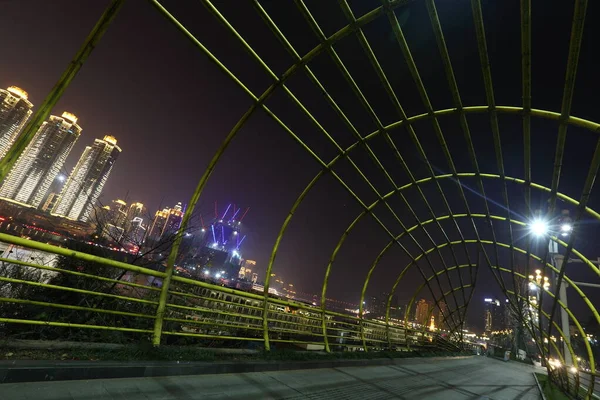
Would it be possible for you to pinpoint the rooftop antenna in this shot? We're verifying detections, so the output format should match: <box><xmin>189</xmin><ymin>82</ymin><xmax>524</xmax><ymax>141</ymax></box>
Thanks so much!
<box><xmin>239</xmin><ymin>207</ymin><xmax>250</xmax><ymax>222</ymax></box>
<box><xmin>221</xmin><ymin>203</ymin><xmax>232</xmax><ymax>220</ymax></box>
<box><xmin>230</xmin><ymin>206</ymin><xmax>241</xmax><ymax>221</ymax></box>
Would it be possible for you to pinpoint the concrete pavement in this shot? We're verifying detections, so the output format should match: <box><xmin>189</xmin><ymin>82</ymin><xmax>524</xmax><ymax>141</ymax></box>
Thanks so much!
<box><xmin>1</xmin><ymin>356</ymin><xmax>541</xmax><ymax>399</ymax></box>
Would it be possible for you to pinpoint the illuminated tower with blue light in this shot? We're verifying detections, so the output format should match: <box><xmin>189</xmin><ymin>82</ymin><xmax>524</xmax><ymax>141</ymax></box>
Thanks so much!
<box><xmin>198</xmin><ymin>202</ymin><xmax>250</xmax><ymax>279</ymax></box>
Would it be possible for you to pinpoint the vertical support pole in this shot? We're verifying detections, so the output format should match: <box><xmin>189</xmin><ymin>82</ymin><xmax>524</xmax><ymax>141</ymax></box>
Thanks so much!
<box><xmin>0</xmin><ymin>0</ymin><xmax>126</xmax><ymax>181</ymax></box>
<box><xmin>321</xmin><ymin>309</ymin><xmax>330</xmax><ymax>353</ymax></box>
<box><xmin>360</xmin><ymin>310</ymin><xmax>367</xmax><ymax>352</ymax></box>
<box><xmin>559</xmin><ymin>281</ymin><xmax>572</xmax><ymax>366</ymax></box>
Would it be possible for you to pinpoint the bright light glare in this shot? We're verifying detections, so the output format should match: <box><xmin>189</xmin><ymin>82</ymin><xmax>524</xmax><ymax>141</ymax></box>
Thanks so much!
<box><xmin>548</xmin><ymin>358</ymin><xmax>562</xmax><ymax>369</ymax></box>
<box><xmin>561</xmin><ymin>223</ymin><xmax>573</xmax><ymax>236</ymax></box>
<box><xmin>570</xmin><ymin>366</ymin><xmax>578</xmax><ymax>374</ymax></box>
<box><xmin>57</xmin><ymin>175</ymin><xmax>66</xmax><ymax>182</ymax></box>
<box><xmin>215</xmin><ymin>273</ymin><xmax>222</xmax><ymax>278</ymax></box>
<box><xmin>530</xmin><ymin>219</ymin><xmax>548</xmax><ymax>237</ymax></box>
<box><xmin>528</xmin><ymin>282</ymin><xmax>537</xmax><ymax>291</ymax></box>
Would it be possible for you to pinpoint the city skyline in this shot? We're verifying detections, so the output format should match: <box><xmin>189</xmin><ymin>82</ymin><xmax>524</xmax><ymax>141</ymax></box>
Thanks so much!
<box><xmin>2</xmin><ymin>0</ymin><xmax>600</xmax><ymax>333</ymax></box>
<box><xmin>0</xmin><ymin>111</ymin><xmax>82</xmax><ymax>208</ymax></box>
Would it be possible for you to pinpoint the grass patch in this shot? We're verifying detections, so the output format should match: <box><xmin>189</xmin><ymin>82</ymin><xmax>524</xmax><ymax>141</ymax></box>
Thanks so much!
<box><xmin>535</xmin><ymin>373</ymin><xmax>570</xmax><ymax>400</ymax></box>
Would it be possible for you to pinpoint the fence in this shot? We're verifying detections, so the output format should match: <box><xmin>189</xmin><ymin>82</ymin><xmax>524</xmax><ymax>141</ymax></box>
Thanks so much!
<box><xmin>0</xmin><ymin>232</ymin><xmax>457</xmax><ymax>353</ymax></box>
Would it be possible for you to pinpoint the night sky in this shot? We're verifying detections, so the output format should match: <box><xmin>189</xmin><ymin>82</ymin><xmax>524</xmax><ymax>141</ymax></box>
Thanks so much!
<box><xmin>2</xmin><ymin>0</ymin><xmax>600</xmax><ymax>331</ymax></box>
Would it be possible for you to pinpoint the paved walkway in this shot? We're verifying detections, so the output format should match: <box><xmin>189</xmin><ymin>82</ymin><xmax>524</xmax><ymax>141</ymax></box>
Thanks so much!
<box><xmin>1</xmin><ymin>356</ymin><xmax>541</xmax><ymax>399</ymax></box>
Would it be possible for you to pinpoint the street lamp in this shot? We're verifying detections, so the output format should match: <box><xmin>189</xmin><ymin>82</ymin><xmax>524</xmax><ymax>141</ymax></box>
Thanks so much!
<box><xmin>560</xmin><ymin>223</ymin><xmax>573</xmax><ymax>237</ymax></box>
<box><xmin>530</xmin><ymin>219</ymin><xmax>549</xmax><ymax>237</ymax></box>
<box><xmin>527</xmin><ymin>209</ymin><xmax>573</xmax><ymax>367</ymax></box>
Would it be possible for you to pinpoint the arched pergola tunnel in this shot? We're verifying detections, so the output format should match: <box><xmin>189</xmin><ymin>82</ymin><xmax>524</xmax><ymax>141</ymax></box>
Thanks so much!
<box><xmin>1</xmin><ymin>0</ymin><xmax>599</xmax><ymax>397</ymax></box>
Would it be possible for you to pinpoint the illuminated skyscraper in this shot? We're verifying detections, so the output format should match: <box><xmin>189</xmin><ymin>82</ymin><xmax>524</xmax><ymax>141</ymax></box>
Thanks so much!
<box><xmin>147</xmin><ymin>207</ymin><xmax>169</xmax><ymax>243</ymax></box>
<box><xmin>483</xmin><ymin>298</ymin><xmax>505</xmax><ymax>333</ymax></box>
<box><xmin>0</xmin><ymin>112</ymin><xmax>81</xmax><ymax>207</ymax></box>
<box><xmin>146</xmin><ymin>202</ymin><xmax>183</xmax><ymax>243</ymax></box>
<box><xmin>124</xmin><ymin>202</ymin><xmax>145</xmax><ymax>234</ymax></box>
<box><xmin>126</xmin><ymin>202</ymin><xmax>145</xmax><ymax>222</ymax></box>
<box><xmin>52</xmin><ymin>135</ymin><xmax>121</xmax><ymax>221</ymax></box>
<box><xmin>414</xmin><ymin>299</ymin><xmax>431</xmax><ymax>326</ymax></box>
<box><xmin>0</xmin><ymin>86</ymin><xmax>33</xmax><ymax>159</ymax></box>
<box><xmin>164</xmin><ymin>202</ymin><xmax>183</xmax><ymax>235</ymax></box>
<box><xmin>109</xmin><ymin>199</ymin><xmax>128</xmax><ymax>227</ymax></box>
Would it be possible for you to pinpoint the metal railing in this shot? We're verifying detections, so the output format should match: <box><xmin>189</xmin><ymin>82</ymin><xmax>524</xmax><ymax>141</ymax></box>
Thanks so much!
<box><xmin>0</xmin><ymin>232</ymin><xmax>454</xmax><ymax>352</ymax></box>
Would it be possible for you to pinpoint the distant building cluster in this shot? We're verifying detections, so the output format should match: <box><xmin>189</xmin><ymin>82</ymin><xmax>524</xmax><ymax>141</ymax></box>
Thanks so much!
<box><xmin>0</xmin><ymin>86</ymin><xmax>267</xmax><ymax>293</ymax></box>
<box><xmin>0</xmin><ymin>86</ymin><xmax>121</xmax><ymax>222</ymax></box>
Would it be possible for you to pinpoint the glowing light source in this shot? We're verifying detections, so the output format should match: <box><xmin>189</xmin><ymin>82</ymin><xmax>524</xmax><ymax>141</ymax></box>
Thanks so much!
<box><xmin>103</xmin><ymin>135</ymin><xmax>117</xmax><ymax>145</ymax></box>
<box><xmin>61</xmin><ymin>111</ymin><xmax>78</xmax><ymax>123</ymax></box>
<box><xmin>7</xmin><ymin>86</ymin><xmax>29</xmax><ymax>99</ymax></box>
<box><xmin>215</xmin><ymin>273</ymin><xmax>221</xmax><ymax>278</ymax></box>
<box><xmin>530</xmin><ymin>219</ymin><xmax>548</xmax><ymax>237</ymax></box>
<box><xmin>570</xmin><ymin>366</ymin><xmax>578</xmax><ymax>374</ymax></box>
<box><xmin>57</xmin><ymin>174</ymin><xmax>66</xmax><ymax>182</ymax></box>
<box><xmin>560</xmin><ymin>223</ymin><xmax>573</xmax><ymax>237</ymax></box>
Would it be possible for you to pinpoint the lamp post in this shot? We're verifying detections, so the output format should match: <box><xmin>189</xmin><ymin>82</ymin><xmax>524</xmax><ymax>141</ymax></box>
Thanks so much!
<box><xmin>526</xmin><ymin>270</ymin><xmax>550</xmax><ymax>335</ymax></box>
<box><xmin>528</xmin><ymin>210</ymin><xmax>572</xmax><ymax>367</ymax></box>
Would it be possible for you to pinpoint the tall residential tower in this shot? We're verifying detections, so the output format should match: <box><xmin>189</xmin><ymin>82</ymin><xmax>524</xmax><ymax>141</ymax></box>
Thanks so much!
<box><xmin>0</xmin><ymin>112</ymin><xmax>81</xmax><ymax>207</ymax></box>
<box><xmin>52</xmin><ymin>135</ymin><xmax>121</xmax><ymax>221</ymax></box>
<box><xmin>0</xmin><ymin>86</ymin><xmax>34</xmax><ymax>159</ymax></box>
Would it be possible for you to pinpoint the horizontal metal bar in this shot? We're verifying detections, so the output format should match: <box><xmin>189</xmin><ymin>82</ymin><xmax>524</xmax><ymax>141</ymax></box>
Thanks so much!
<box><xmin>0</xmin><ymin>275</ymin><xmax>159</xmax><ymax>305</ymax></box>
<box><xmin>571</xmin><ymin>281</ymin><xmax>600</xmax><ymax>289</ymax></box>
<box><xmin>0</xmin><ymin>233</ymin><xmax>165</xmax><ymax>278</ymax></box>
<box><xmin>0</xmin><ymin>317</ymin><xmax>153</xmax><ymax>333</ymax></box>
<box><xmin>0</xmin><ymin>297</ymin><xmax>156</xmax><ymax>319</ymax></box>
<box><xmin>0</xmin><ymin>257</ymin><xmax>161</xmax><ymax>293</ymax></box>
<box><xmin>161</xmin><ymin>330</ymin><xmax>264</xmax><ymax>341</ymax></box>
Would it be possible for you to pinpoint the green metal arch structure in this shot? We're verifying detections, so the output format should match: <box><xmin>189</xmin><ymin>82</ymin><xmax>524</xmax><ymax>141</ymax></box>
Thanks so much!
<box><xmin>1</xmin><ymin>0</ymin><xmax>599</xmax><ymax>397</ymax></box>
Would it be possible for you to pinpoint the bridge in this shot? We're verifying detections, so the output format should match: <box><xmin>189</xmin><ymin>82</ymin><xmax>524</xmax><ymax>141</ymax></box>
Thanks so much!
<box><xmin>0</xmin><ymin>0</ymin><xmax>599</xmax><ymax>398</ymax></box>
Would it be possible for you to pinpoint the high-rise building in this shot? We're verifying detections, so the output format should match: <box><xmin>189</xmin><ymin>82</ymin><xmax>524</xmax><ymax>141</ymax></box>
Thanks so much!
<box><xmin>108</xmin><ymin>199</ymin><xmax>128</xmax><ymax>227</ymax></box>
<box><xmin>239</xmin><ymin>259</ymin><xmax>256</xmax><ymax>279</ymax></box>
<box><xmin>146</xmin><ymin>202</ymin><xmax>183</xmax><ymax>243</ymax></box>
<box><xmin>0</xmin><ymin>86</ymin><xmax>33</xmax><ymax>159</ymax></box>
<box><xmin>147</xmin><ymin>207</ymin><xmax>169</xmax><ymax>243</ymax></box>
<box><xmin>0</xmin><ymin>112</ymin><xmax>81</xmax><ymax>207</ymax></box>
<box><xmin>125</xmin><ymin>202</ymin><xmax>145</xmax><ymax>225</ymax></box>
<box><xmin>128</xmin><ymin>217</ymin><xmax>146</xmax><ymax>244</ymax></box>
<box><xmin>123</xmin><ymin>202</ymin><xmax>145</xmax><ymax>238</ymax></box>
<box><xmin>164</xmin><ymin>202</ymin><xmax>183</xmax><ymax>236</ymax></box>
<box><xmin>41</xmin><ymin>192</ymin><xmax>59</xmax><ymax>212</ymax></box>
<box><xmin>484</xmin><ymin>298</ymin><xmax>506</xmax><ymax>333</ymax></box>
<box><xmin>52</xmin><ymin>135</ymin><xmax>121</xmax><ymax>221</ymax></box>
<box><xmin>414</xmin><ymin>299</ymin><xmax>431</xmax><ymax>326</ymax></box>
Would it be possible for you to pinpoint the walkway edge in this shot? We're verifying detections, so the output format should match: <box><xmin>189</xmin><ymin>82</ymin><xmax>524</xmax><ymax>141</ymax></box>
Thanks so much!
<box><xmin>532</xmin><ymin>372</ymin><xmax>547</xmax><ymax>400</ymax></box>
<box><xmin>0</xmin><ymin>356</ymin><xmax>473</xmax><ymax>384</ymax></box>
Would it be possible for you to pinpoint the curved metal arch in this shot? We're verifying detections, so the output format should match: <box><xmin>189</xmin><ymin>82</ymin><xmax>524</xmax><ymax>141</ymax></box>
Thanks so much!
<box><xmin>317</xmin><ymin>178</ymin><xmax>600</xmax><ymax>351</ymax></box>
<box><xmin>397</xmin><ymin>263</ymin><xmax>578</xmax><ymax>378</ymax></box>
<box><xmin>311</xmin><ymin>170</ymin><xmax>600</xmax><ymax>351</ymax></box>
<box><xmin>391</xmin><ymin>239</ymin><xmax>595</xmax><ymax>396</ymax></box>
<box><xmin>386</xmin><ymin>238</ymin><xmax>599</xmax><ymax>364</ymax></box>
<box><xmin>148</xmin><ymin>0</ymin><xmax>600</xmax><ymax>374</ymax></box>
<box><xmin>405</xmin><ymin>263</ymin><xmax>577</xmax><ymax>363</ymax></box>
